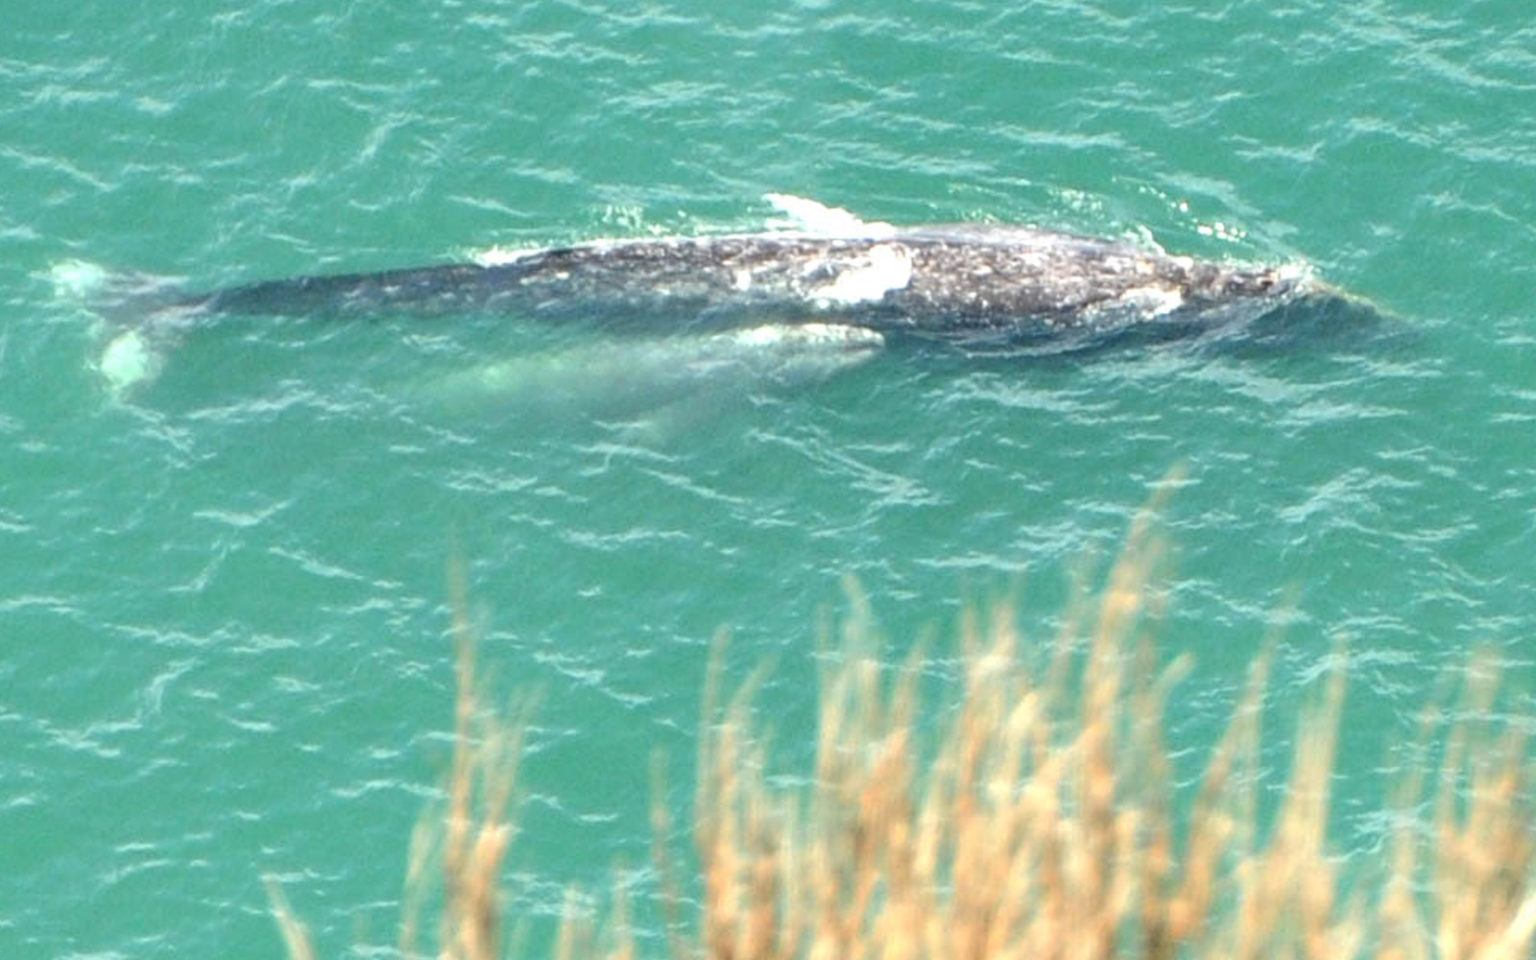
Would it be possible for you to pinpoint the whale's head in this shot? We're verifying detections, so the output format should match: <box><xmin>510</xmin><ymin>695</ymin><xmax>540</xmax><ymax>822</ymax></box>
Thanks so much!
<box><xmin>1186</xmin><ymin>260</ymin><xmax>1314</xmax><ymax>304</ymax></box>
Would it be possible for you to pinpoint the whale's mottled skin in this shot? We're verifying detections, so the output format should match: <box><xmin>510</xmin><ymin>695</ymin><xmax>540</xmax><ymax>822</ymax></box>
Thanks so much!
<box><xmin>183</xmin><ymin>225</ymin><xmax>1315</xmax><ymax>345</ymax></box>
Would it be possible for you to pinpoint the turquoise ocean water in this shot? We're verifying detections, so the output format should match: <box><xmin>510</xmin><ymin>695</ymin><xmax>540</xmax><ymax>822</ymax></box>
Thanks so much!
<box><xmin>4</xmin><ymin>1</ymin><xmax>1535</xmax><ymax>955</ymax></box>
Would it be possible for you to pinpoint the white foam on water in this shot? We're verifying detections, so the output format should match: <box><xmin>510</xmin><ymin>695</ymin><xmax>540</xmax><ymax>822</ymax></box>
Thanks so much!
<box><xmin>96</xmin><ymin>328</ymin><xmax>165</xmax><ymax>396</ymax></box>
<box><xmin>50</xmin><ymin>259</ymin><xmax>112</xmax><ymax>301</ymax></box>
<box><xmin>763</xmin><ymin>194</ymin><xmax>896</xmax><ymax>238</ymax></box>
<box><xmin>48</xmin><ymin>260</ymin><xmax>163</xmax><ymax>397</ymax></box>
<box><xmin>1275</xmin><ymin>260</ymin><xmax>1317</xmax><ymax>289</ymax></box>
<box><xmin>469</xmin><ymin>195</ymin><xmax>896</xmax><ymax>269</ymax></box>
<box><xmin>471</xmin><ymin>245</ymin><xmax>546</xmax><ymax>267</ymax></box>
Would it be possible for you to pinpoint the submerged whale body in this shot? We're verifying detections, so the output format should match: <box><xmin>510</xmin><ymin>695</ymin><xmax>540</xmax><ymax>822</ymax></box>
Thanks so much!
<box><xmin>189</xmin><ymin>222</ymin><xmax>1318</xmax><ymax>348</ymax></box>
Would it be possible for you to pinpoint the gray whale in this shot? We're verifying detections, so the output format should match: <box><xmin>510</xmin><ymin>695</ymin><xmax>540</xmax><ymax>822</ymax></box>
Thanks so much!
<box><xmin>187</xmin><ymin>224</ymin><xmax>1317</xmax><ymax>348</ymax></box>
<box><xmin>77</xmin><ymin>197</ymin><xmax>1351</xmax><ymax>394</ymax></box>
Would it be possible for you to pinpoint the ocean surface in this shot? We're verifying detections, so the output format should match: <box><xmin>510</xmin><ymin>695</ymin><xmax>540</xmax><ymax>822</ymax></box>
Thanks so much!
<box><xmin>4</xmin><ymin>1</ymin><xmax>1535</xmax><ymax>956</ymax></box>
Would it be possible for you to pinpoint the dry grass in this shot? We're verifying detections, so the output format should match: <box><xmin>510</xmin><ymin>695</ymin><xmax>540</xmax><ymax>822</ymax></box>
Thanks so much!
<box><xmin>268</xmin><ymin>562</ymin><xmax>538</xmax><ymax>960</ymax></box>
<box><xmin>271</xmin><ymin>514</ymin><xmax>1536</xmax><ymax>960</ymax></box>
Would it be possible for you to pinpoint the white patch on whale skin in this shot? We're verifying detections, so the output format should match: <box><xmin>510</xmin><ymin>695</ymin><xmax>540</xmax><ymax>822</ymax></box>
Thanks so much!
<box><xmin>1116</xmin><ymin>284</ymin><xmax>1186</xmax><ymax>317</ymax></box>
<box><xmin>808</xmin><ymin>244</ymin><xmax>913</xmax><ymax>306</ymax></box>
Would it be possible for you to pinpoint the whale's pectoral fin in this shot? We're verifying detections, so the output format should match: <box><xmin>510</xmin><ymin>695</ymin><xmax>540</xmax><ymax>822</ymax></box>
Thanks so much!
<box><xmin>720</xmin><ymin>322</ymin><xmax>887</xmax><ymax>384</ymax></box>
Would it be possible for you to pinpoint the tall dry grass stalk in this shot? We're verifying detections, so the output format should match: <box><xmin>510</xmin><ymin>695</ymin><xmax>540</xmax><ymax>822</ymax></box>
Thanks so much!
<box><xmin>685</xmin><ymin>510</ymin><xmax>1536</xmax><ymax>960</ymax></box>
<box><xmin>271</xmin><ymin>562</ymin><xmax>537</xmax><ymax>960</ymax></box>
<box><xmin>273</xmin><ymin>515</ymin><xmax>1536</xmax><ymax>959</ymax></box>
<box><xmin>395</xmin><ymin>565</ymin><xmax>531</xmax><ymax>960</ymax></box>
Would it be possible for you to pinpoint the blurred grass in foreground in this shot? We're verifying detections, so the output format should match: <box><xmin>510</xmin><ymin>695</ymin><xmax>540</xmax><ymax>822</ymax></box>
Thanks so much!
<box><xmin>271</xmin><ymin>508</ymin><xmax>1536</xmax><ymax>960</ymax></box>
